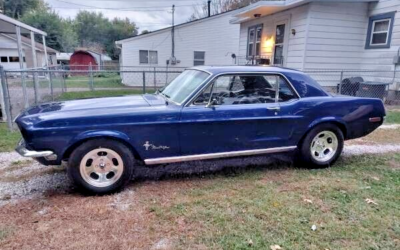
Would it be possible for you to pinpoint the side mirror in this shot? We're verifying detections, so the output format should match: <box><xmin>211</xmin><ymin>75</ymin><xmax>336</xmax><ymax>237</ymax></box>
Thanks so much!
<box><xmin>206</xmin><ymin>98</ymin><xmax>219</xmax><ymax>108</ymax></box>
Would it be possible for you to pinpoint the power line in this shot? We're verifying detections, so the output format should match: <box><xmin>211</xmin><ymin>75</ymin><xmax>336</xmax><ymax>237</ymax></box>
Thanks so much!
<box><xmin>54</xmin><ymin>0</ymin><xmax>197</xmax><ymax>10</ymax></box>
<box><xmin>58</xmin><ymin>0</ymin><xmax>200</xmax><ymax>2</ymax></box>
<box><xmin>52</xmin><ymin>7</ymin><xmax>169</xmax><ymax>12</ymax></box>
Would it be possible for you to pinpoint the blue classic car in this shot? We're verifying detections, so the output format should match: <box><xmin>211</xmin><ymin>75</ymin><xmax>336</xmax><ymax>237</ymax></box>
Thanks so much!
<box><xmin>15</xmin><ymin>66</ymin><xmax>385</xmax><ymax>194</ymax></box>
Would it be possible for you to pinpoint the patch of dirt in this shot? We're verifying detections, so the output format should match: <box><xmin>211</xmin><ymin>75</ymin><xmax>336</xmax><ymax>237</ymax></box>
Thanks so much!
<box><xmin>388</xmin><ymin>160</ymin><xmax>400</xmax><ymax>170</ymax></box>
<box><xmin>0</xmin><ymin>179</ymin><xmax>207</xmax><ymax>250</ymax></box>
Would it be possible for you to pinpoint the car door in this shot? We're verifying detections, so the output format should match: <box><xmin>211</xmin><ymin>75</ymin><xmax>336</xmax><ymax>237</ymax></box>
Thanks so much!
<box><xmin>179</xmin><ymin>73</ymin><xmax>298</xmax><ymax>156</ymax></box>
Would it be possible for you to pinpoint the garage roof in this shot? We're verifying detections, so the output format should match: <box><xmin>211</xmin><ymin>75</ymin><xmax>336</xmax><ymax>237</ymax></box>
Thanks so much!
<box><xmin>0</xmin><ymin>13</ymin><xmax>47</xmax><ymax>36</ymax></box>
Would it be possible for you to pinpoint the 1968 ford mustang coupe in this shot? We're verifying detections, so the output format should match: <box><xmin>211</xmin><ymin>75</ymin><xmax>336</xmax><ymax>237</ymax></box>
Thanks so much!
<box><xmin>15</xmin><ymin>66</ymin><xmax>385</xmax><ymax>194</ymax></box>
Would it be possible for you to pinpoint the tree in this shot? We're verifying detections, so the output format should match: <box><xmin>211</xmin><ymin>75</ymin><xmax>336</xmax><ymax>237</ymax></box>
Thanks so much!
<box><xmin>74</xmin><ymin>11</ymin><xmax>137</xmax><ymax>59</ymax></box>
<box><xmin>189</xmin><ymin>0</ymin><xmax>261</xmax><ymax>20</ymax></box>
<box><xmin>21</xmin><ymin>7</ymin><xmax>78</xmax><ymax>52</ymax></box>
<box><xmin>106</xmin><ymin>18</ymin><xmax>137</xmax><ymax>59</ymax></box>
<box><xmin>0</xmin><ymin>0</ymin><xmax>43</xmax><ymax>19</ymax></box>
<box><xmin>141</xmin><ymin>30</ymin><xmax>150</xmax><ymax>35</ymax></box>
<box><xmin>74</xmin><ymin>11</ymin><xmax>111</xmax><ymax>50</ymax></box>
<box><xmin>59</xmin><ymin>19</ymin><xmax>79</xmax><ymax>53</ymax></box>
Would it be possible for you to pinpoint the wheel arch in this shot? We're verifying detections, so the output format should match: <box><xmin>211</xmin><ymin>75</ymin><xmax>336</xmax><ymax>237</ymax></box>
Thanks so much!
<box><xmin>298</xmin><ymin>119</ymin><xmax>348</xmax><ymax>147</ymax></box>
<box><xmin>62</xmin><ymin>132</ymin><xmax>142</xmax><ymax>162</ymax></box>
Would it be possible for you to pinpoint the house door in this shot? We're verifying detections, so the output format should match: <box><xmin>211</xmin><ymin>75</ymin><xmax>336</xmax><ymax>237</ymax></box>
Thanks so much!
<box><xmin>273</xmin><ymin>22</ymin><xmax>288</xmax><ymax>66</ymax></box>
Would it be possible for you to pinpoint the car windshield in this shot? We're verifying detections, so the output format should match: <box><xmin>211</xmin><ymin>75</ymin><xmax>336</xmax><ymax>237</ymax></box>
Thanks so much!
<box><xmin>161</xmin><ymin>70</ymin><xmax>210</xmax><ymax>104</ymax></box>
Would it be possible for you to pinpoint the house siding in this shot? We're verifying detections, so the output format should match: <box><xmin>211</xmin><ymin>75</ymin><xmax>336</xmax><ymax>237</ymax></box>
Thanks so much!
<box><xmin>120</xmin><ymin>13</ymin><xmax>240</xmax><ymax>69</ymax></box>
<box><xmin>238</xmin><ymin>3</ymin><xmax>310</xmax><ymax>69</ymax></box>
<box><xmin>360</xmin><ymin>0</ymin><xmax>400</xmax><ymax>71</ymax></box>
<box><xmin>303</xmin><ymin>2</ymin><xmax>369</xmax><ymax>70</ymax></box>
<box><xmin>119</xmin><ymin>12</ymin><xmax>240</xmax><ymax>86</ymax></box>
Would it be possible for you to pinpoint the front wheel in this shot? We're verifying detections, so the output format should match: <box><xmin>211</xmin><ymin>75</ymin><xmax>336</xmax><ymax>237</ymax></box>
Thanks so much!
<box><xmin>297</xmin><ymin>124</ymin><xmax>344</xmax><ymax>168</ymax></box>
<box><xmin>67</xmin><ymin>139</ymin><xmax>135</xmax><ymax>194</ymax></box>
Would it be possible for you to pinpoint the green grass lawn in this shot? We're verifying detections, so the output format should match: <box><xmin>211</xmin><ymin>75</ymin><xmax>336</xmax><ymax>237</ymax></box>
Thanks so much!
<box><xmin>386</xmin><ymin>111</ymin><xmax>400</xmax><ymax>124</ymax></box>
<box><xmin>0</xmin><ymin>123</ymin><xmax>20</xmax><ymax>152</ymax></box>
<box><xmin>65</xmin><ymin>73</ymin><xmax>125</xmax><ymax>88</ymax></box>
<box><xmin>146</xmin><ymin>154</ymin><xmax>400</xmax><ymax>250</ymax></box>
<box><xmin>57</xmin><ymin>89</ymin><xmax>144</xmax><ymax>101</ymax></box>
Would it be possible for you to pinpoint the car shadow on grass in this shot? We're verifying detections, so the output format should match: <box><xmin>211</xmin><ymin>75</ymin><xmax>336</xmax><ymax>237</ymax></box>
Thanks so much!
<box><xmin>132</xmin><ymin>153</ymin><xmax>298</xmax><ymax>183</ymax></box>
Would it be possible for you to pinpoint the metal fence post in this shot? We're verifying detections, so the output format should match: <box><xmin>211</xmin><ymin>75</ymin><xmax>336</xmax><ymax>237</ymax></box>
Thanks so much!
<box><xmin>142</xmin><ymin>71</ymin><xmax>146</xmax><ymax>94</ymax></box>
<box><xmin>0</xmin><ymin>66</ymin><xmax>13</xmax><ymax>131</ymax></box>
<box><xmin>33</xmin><ymin>70</ymin><xmax>39</xmax><ymax>104</ymax></box>
<box><xmin>21</xmin><ymin>71</ymin><xmax>28</xmax><ymax>109</ymax></box>
<box><xmin>49</xmin><ymin>70</ymin><xmax>54</xmax><ymax>101</ymax></box>
<box><xmin>153</xmin><ymin>67</ymin><xmax>156</xmax><ymax>91</ymax></box>
<box><xmin>338</xmin><ymin>71</ymin><xmax>344</xmax><ymax>94</ymax></box>
<box><xmin>89</xmin><ymin>63</ymin><xmax>94</xmax><ymax>91</ymax></box>
<box><xmin>60</xmin><ymin>65</ymin><xmax>64</xmax><ymax>93</ymax></box>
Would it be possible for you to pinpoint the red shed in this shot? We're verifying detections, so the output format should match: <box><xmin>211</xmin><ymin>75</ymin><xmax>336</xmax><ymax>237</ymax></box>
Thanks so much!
<box><xmin>70</xmin><ymin>50</ymin><xmax>99</xmax><ymax>71</ymax></box>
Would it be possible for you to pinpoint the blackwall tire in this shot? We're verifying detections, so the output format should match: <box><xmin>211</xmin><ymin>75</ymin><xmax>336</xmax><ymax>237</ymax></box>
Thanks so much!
<box><xmin>297</xmin><ymin>124</ymin><xmax>344</xmax><ymax>168</ymax></box>
<box><xmin>67</xmin><ymin>139</ymin><xmax>135</xmax><ymax>194</ymax></box>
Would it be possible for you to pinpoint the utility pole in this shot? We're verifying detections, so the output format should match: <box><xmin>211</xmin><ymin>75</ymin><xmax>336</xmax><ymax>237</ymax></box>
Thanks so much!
<box><xmin>208</xmin><ymin>0</ymin><xmax>211</xmax><ymax>17</ymax></box>
<box><xmin>171</xmin><ymin>4</ymin><xmax>175</xmax><ymax>60</ymax></box>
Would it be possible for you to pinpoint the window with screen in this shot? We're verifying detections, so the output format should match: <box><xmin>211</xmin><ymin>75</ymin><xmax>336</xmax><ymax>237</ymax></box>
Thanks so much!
<box><xmin>194</xmin><ymin>51</ymin><xmax>205</xmax><ymax>66</ymax></box>
<box><xmin>366</xmin><ymin>12</ymin><xmax>395</xmax><ymax>49</ymax></box>
<box><xmin>1</xmin><ymin>57</ymin><xmax>8</xmax><ymax>63</ymax></box>
<box><xmin>139</xmin><ymin>50</ymin><xmax>158</xmax><ymax>64</ymax></box>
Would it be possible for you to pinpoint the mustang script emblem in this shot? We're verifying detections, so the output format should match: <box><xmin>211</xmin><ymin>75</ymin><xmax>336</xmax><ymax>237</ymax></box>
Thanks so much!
<box><xmin>143</xmin><ymin>141</ymin><xmax>170</xmax><ymax>151</ymax></box>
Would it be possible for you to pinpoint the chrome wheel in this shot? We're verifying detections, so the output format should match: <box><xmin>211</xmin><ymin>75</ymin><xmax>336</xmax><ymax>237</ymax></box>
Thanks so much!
<box><xmin>79</xmin><ymin>148</ymin><xmax>124</xmax><ymax>188</ymax></box>
<box><xmin>310</xmin><ymin>131</ymin><xmax>338</xmax><ymax>163</ymax></box>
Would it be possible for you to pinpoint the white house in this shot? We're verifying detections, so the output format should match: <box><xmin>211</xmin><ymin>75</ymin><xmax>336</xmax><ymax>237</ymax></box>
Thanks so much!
<box><xmin>116</xmin><ymin>10</ymin><xmax>241</xmax><ymax>86</ymax></box>
<box><xmin>116</xmin><ymin>0</ymin><xmax>399</xmax><ymax>88</ymax></box>
<box><xmin>232</xmin><ymin>0</ymin><xmax>400</xmax><ymax>86</ymax></box>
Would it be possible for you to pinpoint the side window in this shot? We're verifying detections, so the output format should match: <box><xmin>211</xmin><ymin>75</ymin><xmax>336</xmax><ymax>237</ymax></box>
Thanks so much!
<box><xmin>193</xmin><ymin>74</ymin><xmax>297</xmax><ymax>106</ymax></box>
<box><xmin>193</xmin><ymin>83</ymin><xmax>213</xmax><ymax>105</ymax></box>
<box><xmin>278</xmin><ymin>77</ymin><xmax>297</xmax><ymax>102</ymax></box>
<box><xmin>212</xmin><ymin>74</ymin><xmax>277</xmax><ymax>105</ymax></box>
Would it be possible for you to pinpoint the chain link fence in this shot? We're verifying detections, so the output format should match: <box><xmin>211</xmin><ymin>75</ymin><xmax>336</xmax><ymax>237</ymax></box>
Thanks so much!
<box><xmin>1</xmin><ymin>66</ymin><xmax>400</xmax><ymax>131</ymax></box>
<box><xmin>306</xmin><ymin>70</ymin><xmax>399</xmax><ymax>103</ymax></box>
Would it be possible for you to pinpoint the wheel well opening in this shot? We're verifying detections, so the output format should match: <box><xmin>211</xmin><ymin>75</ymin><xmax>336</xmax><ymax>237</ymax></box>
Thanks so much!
<box><xmin>62</xmin><ymin>137</ymin><xmax>142</xmax><ymax>162</ymax></box>
<box><xmin>299</xmin><ymin>121</ymin><xmax>347</xmax><ymax>146</ymax></box>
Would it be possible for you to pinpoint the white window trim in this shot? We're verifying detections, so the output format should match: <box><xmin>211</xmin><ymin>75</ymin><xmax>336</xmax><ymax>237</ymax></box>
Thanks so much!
<box><xmin>248</xmin><ymin>28</ymin><xmax>255</xmax><ymax>56</ymax></box>
<box><xmin>370</xmin><ymin>18</ymin><xmax>391</xmax><ymax>46</ymax></box>
<box><xmin>139</xmin><ymin>50</ymin><xmax>158</xmax><ymax>65</ymax></box>
<box><xmin>255</xmin><ymin>26</ymin><xmax>262</xmax><ymax>56</ymax></box>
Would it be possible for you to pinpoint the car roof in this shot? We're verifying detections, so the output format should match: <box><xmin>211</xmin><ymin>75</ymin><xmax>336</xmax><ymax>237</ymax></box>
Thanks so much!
<box><xmin>191</xmin><ymin>66</ymin><xmax>303</xmax><ymax>75</ymax></box>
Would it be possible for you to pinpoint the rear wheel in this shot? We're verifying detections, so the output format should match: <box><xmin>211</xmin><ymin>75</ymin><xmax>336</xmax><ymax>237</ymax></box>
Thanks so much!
<box><xmin>67</xmin><ymin>139</ymin><xmax>135</xmax><ymax>194</ymax></box>
<box><xmin>297</xmin><ymin>124</ymin><xmax>344</xmax><ymax>168</ymax></box>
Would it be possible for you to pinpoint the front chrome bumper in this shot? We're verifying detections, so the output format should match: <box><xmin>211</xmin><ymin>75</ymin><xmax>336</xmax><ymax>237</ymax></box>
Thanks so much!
<box><xmin>15</xmin><ymin>140</ymin><xmax>56</xmax><ymax>160</ymax></box>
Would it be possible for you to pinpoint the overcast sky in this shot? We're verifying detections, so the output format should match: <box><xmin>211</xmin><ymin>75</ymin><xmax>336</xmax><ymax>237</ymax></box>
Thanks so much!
<box><xmin>44</xmin><ymin>0</ymin><xmax>205</xmax><ymax>32</ymax></box>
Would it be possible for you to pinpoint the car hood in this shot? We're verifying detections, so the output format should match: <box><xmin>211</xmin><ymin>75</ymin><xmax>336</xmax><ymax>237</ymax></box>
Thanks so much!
<box><xmin>22</xmin><ymin>94</ymin><xmax>165</xmax><ymax>116</ymax></box>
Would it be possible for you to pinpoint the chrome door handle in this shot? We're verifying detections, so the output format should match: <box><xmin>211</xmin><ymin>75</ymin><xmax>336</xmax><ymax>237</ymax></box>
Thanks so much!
<box><xmin>267</xmin><ymin>106</ymin><xmax>280</xmax><ymax>111</ymax></box>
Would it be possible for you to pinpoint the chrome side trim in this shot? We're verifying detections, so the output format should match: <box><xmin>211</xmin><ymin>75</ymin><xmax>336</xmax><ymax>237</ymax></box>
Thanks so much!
<box><xmin>144</xmin><ymin>146</ymin><xmax>297</xmax><ymax>165</ymax></box>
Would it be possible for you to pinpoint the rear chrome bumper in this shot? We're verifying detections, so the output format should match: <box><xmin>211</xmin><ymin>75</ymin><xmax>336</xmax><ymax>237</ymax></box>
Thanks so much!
<box><xmin>15</xmin><ymin>140</ymin><xmax>56</xmax><ymax>160</ymax></box>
